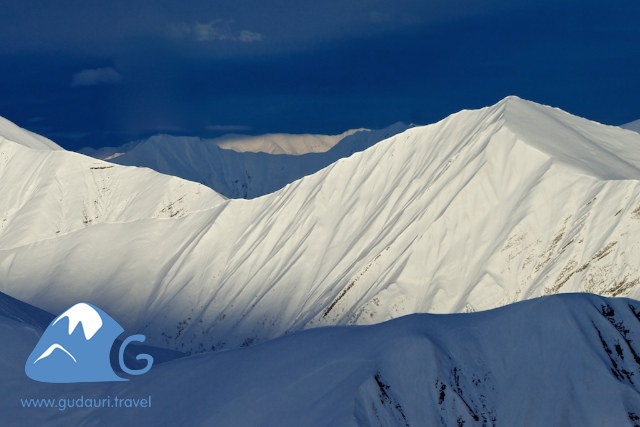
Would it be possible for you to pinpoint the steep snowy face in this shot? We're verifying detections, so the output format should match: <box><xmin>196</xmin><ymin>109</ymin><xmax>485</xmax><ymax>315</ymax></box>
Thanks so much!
<box><xmin>0</xmin><ymin>136</ymin><xmax>225</xmax><ymax>249</ymax></box>
<box><xmin>0</xmin><ymin>116</ymin><xmax>62</xmax><ymax>151</ymax></box>
<box><xmin>501</xmin><ymin>97</ymin><xmax>640</xmax><ymax>179</ymax></box>
<box><xmin>87</xmin><ymin>123</ymin><xmax>410</xmax><ymax>199</ymax></box>
<box><xmin>3</xmin><ymin>97</ymin><xmax>640</xmax><ymax>354</ymax></box>
<box><xmin>3</xmin><ymin>294</ymin><xmax>640</xmax><ymax>426</ymax></box>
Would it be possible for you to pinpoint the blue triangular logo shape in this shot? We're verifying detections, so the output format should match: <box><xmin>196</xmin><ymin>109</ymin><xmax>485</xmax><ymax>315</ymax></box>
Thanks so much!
<box><xmin>25</xmin><ymin>302</ymin><xmax>153</xmax><ymax>383</ymax></box>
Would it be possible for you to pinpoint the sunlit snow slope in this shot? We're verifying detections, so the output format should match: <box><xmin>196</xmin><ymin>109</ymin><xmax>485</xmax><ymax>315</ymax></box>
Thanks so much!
<box><xmin>86</xmin><ymin>123</ymin><xmax>409</xmax><ymax>198</ymax></box>
<box><xmin>3</xmin><ymin>294</ymin><xmax>640</xmax><ymax>426</ymax></box>
<box><xmin>3</xmin><ymin>97</ymin><xmax>640</xmax><ymax>354</ymax></box>
<box><xmin>0</xmin><ymin>123</ymin><xmax>224</xmax><ymax>249</ymax></box>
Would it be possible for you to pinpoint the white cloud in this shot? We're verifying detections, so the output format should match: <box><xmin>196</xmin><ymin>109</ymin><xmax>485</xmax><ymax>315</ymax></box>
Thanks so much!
<box><xmin>167</xmin><ymin>20</ymin><xmax>263</xmax><ymax>43</ymax></box>
<box><xmin>237</xmin><ymin>30</ymin><xmax>263</xmax><ymax>43</ymax></box>
<box><xmin>194</xmin><ymin>21</ymin><xmax>227</xmax><ymax>41</ymax></box>
<box><xmin>71</xmin><ymin>68</ymin><xmax>122</xmax><ymax>87</ymax></box>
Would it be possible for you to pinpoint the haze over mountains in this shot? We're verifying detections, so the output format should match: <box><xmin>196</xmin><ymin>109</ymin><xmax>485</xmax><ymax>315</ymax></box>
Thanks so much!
<box><xmin>78</xmin><ymin>129</ymin><xmax>363</xmax><ymax>159</ymax></box>
<box><xmin>183</xmin><ymin>129</ymin><xmax>363</xmax><ymax>155</ymax></box>
<box><xmin>2</xmin><ymin>96</ymin><xmax>640</xmax><ymax>357</ymax></box>
<box><xmin>80</xmin><ymin>123</ymin><xmax>410</xmax><ymax>199</ymax></box>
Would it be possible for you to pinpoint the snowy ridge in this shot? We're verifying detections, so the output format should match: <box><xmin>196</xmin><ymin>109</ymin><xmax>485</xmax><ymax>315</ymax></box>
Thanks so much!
<box><xmin>78</xmin><ymin>140</ymin><xmax>139</xmax><ymax>161</ymax></box>
<box><xmin>89</xmin><ymin>123</ymin><xmax>410</xmax><ymax>198</ymax></box>
<box><xmin>501</xmin><ymin>98</ymin><xmax>640</xmax><ymax>179</ymax></box>
<box><xmin>3</xmin><ymin>97</ymin><xmax>640</xmax><ymax>354</ymax></box>
<box><xmin>0</xmin><ymin>116</ymin><xmax>61</xmax><ymax>151</ymax></box>
<box><xmin>3</xmin><ymin>294</ymin><xmax>640</xmax><ymax>425</ymax></box>
<box><xmin>0</xmin><ymin>137</ymin><xmax>224</xmax><ymax>249</ymax></box>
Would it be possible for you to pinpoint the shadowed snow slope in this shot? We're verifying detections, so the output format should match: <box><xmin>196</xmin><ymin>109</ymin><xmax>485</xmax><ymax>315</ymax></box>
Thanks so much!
<box><xmin>4</xmin><ymin>97</ymin><xmax>640</xmax><ymax>354</ymax></box>
<box><xmin>87</xmin><ymin>123</ymin><xmax>409</xmax><ymax>198</ymax></box>
<box><xmin>623</xmin><ymin>119</ymin><xmax>640</xmax><ymax>134</ymax></box>
<box><xmin>3</xmin><ymin>294</ymin><xmax>640</xmax><ymax>426</ymax></box>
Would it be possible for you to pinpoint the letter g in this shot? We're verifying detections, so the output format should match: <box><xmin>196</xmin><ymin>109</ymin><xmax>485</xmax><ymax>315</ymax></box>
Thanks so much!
<box><xmin>118</xmin><ymin>334</ymin><xmax>154</xmax><ymax>375</ymax></box>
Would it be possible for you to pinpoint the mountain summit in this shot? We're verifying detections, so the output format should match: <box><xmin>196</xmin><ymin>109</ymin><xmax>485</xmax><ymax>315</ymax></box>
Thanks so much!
<box><xmin>495</xmin><ymin>96</ymin><xmax>640</xmax><ymax>179</ymax></box>
<box><xmin>3</xmin><ymin>97</ymin><xmax>640</xmax><ymax>354</ymax></box>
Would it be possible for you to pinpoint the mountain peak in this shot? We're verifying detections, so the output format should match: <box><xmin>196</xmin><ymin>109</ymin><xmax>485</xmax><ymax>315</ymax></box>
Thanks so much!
<box><xmin>483</xmin><ymin>96</ymin><xmax>640</xmax><ymax>180</ymax></box>
<box><xmin>497</xmin><ymin>94</ymin><xmax>526</xmax><ymax>105</ymax></box>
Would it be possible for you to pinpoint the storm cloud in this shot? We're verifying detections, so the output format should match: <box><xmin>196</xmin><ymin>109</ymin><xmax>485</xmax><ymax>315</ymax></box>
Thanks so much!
<box><xmin>0</xmin><ymin>0</ymin><xmax>638</xmax><ymax>151</ymax></box>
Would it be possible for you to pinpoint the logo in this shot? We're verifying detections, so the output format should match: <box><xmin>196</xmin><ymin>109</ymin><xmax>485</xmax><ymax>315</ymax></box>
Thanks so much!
<box><xmin>25</xmin><ymin>302</ymin><xmax>153</xmax><ymax>383</ymax></box>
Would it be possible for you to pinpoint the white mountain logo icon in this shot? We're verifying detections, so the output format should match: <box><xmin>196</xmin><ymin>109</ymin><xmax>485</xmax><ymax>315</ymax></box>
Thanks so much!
<box><xmin>25</xmin><ymin>302</ymin><xmax>153</xmax><ymax>383</ymax></box>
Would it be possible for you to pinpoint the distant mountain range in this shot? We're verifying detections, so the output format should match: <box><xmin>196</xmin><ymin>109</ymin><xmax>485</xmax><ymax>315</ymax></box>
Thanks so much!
<box><xmin>79</xmin><ymin>128</ymin><xmax>364</xmax><ymax>158</ymax></box>
<box><xmin>2</xmin><ymin>96</ymin><xmax>640</xmax><ymax>356</ymax></box>
<box><xmin>80</xmin><ymin>123</ymin><xmax>411</xmax><ymax>199</ymax></box>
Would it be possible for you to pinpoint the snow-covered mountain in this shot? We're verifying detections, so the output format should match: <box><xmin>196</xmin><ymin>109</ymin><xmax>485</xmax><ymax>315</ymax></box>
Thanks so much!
<box><xmin>0</xmin><ymin>122</ymin><xmax>224</xmax><ymax>249</ymax></box>
<box><xmin>3</xmin><ymin>97</ymin><xmax>640</xmax><ymax>355</ymax></box>
<box><xmin>3</xmin><ymin>293</ymin><xmax>640</xmax><ymax>426</ymax></box>
<box><xmin>82</xmin><ymin>123</ymin><xmax>410</xmax><ymax>198</ymax></box>
<box><xmin>79</xmin><ymin>128</ymin><xmax>364</xmax><ymax>160</ymax></box>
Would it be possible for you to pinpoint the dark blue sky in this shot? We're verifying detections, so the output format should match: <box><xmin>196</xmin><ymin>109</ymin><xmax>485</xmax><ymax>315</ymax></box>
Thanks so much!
<box><xmin>0</xmin><ymin>0</ymin><xmax>638</xmax><ymax>150</ymax></box>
